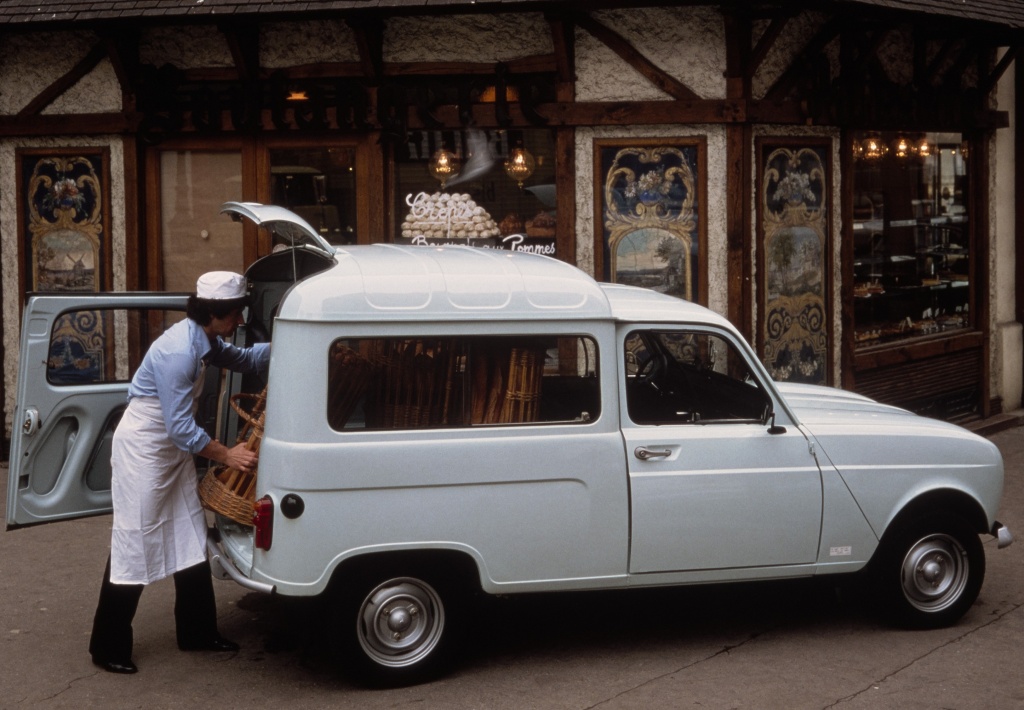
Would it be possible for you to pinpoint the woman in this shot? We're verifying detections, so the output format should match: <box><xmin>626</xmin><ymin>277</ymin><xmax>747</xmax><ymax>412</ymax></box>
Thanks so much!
<box><xmin>89</xmin><ymin>271</ymin><xmax>271</xmax><ymax>674</ymax></box>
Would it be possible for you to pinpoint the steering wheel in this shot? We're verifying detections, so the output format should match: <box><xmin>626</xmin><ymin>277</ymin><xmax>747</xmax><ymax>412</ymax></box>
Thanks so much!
<box><xmin>634</xmin><ymin>351</ymin><xmax>666</xmax><ymax>393</ymax></box>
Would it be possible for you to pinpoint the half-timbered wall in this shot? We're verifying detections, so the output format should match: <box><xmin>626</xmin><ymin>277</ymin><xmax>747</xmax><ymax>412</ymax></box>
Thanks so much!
<box><xmin>0</xmin><ymin>3</ymin><xmax>1019</xmax><ymax>438</ymax></box>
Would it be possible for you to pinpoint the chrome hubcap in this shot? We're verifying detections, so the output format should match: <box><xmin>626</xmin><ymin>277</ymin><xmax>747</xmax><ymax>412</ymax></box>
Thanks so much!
<box><xmin>900</xmin><ymin>533</ymin><xmax>968</xmax><ymax>613</ymax></box>
<box><xmin>357</xmin><ymin>578</ymin><xmax>443</xmax><ymax>667</ymax></box>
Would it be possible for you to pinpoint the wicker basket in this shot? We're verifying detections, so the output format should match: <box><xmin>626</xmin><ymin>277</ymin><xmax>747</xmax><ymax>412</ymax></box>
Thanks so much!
<box><xmin>366</xmin><ymin>339</ymin><xmax>457</xmax><ymax>428</ymax></box>
<box><xmin>471</xmin><ymin>343</ymin><xmax>544</xmax><ymax>424</ymax></box>
<box><xmin>328</xmin><ymin>344</ymin><xmax>375</xmax><ymax>429</ymax></box>
<box><xmin>198</xmin><ymin>388</ymin><xmax>266</xmax><ymax>526</ymax></box>
<box><xmin>498</xmin><ymin>347</ymin><xmax>543</xmax><ymax>423</ymax></box>
<box><xmin>198</xmin><ymin>465</ymin><xmax>257</xmax><ymax>526</ymax></box>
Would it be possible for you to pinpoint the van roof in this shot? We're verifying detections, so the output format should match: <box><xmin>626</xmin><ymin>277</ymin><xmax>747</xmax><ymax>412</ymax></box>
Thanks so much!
<box><xmin>276</xmin><ymin>244</ymin><xmax>733</xmax><ymax>329</ymax></box>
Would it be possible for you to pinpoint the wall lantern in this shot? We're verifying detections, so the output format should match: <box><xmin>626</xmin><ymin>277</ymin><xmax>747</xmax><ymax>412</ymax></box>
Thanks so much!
<box><xmin>862</xmin><ymin>135</ymin><xmax>887</xmax><ymax>160</ymax></box>
<box><xmin>504</xmin><ymin>145</ymin><xmax>535</xmax><ymax>189</ymax></box>
<box><xmin>429</xmin><ymin>148</ymin><xmax>459</xmax><ymax>189</ymax></box>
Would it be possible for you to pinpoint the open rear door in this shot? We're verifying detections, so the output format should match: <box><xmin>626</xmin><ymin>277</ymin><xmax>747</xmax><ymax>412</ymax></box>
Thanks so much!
<box><xmin>6</xmin><ymin>293</ymin><xmax>188</xmax><ymax>529</ymax></box>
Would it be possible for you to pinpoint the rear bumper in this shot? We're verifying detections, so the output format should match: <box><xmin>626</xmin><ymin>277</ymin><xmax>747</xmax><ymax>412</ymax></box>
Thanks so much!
<box><xmin>207</xmin><ymin>534</ymin><xmax>276</xmax><ymax>594</ymax></box>
<box><xmin>993</xmin><ymin>521</ymin><xmax>1014</xmax><ymax>549</ymax></box>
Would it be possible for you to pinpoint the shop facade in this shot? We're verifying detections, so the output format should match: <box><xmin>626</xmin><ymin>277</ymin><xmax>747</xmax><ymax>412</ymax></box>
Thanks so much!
<box><xmin>1</xmin><ymin>0</ymin><xmax>1022</xmax><ymax>449</ymax></box>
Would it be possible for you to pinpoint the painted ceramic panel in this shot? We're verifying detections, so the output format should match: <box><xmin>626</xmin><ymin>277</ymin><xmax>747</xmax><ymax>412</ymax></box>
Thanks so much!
<box><xmin>22</xmin><ymin>152</ymin><xmax>106</xmax><ymax>292</ymax></box>
<box><xmin>759</xmin><ymin>143</ymin><xmax>829</xmax><ymax>385</ymax></box>
<box><xmin>19</xmin><ymin>150</ymin><xmax>111</xmax><ymax>384</ymax></box>
<box><xmin>598</xmin><ymin>143</ymin><xmax>701</xmax><ymax>301</ymax></box>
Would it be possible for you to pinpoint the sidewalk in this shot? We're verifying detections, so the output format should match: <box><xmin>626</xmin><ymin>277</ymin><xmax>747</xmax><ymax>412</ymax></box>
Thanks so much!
<box><xmin>1</xmin><ymin>423</ymin><xmax>1022</xmax><ymax>709</ymax></box>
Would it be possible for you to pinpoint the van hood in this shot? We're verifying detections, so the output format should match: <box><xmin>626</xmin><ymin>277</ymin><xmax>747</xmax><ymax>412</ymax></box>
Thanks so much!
<box><xmin>775</xmin><ymin>381</ymin><xmax>942</xmax><ymax>428</ymax></box>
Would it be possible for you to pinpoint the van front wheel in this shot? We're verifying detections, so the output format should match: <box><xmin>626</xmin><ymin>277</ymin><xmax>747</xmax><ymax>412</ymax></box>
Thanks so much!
<box><xmin>872</xmin><ymin>513</ymin><xmax>984</xmax><ymax>629</ymax></box>
<box><xmin>336</xmin><ymin>569</ymin><xmax>461</xmax><ymax>686</ymax></box>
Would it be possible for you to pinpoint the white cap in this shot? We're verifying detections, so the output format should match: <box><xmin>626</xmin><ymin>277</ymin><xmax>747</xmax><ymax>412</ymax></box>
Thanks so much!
<box><xmin>196</xmin><ymin>271</ymin><xmax>247</xmax><ymax>300</ymax></box>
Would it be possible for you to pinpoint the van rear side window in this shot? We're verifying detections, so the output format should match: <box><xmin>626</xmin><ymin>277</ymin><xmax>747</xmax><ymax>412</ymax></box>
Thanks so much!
<box><xmin>327</xmin><ymin>335</ymin><xmax>599</xmax><ymax>431</ymax></box>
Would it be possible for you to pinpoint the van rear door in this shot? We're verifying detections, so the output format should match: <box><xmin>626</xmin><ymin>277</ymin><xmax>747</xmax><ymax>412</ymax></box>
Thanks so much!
<box><xmin>6</xmin><ymin>293</ymin><xmax>188</xmax><ymax>529</ymax></box>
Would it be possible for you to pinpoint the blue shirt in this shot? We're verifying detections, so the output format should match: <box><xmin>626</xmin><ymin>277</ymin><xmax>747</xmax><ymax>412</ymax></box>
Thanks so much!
<box><xmin>128</xmin><ymin>318</ymin><xmax>271</xmax><ymax>454</ymax></box>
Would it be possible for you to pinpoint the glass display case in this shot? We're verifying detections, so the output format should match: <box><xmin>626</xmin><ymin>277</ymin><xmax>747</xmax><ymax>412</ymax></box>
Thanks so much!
<box><xmin>851</xmin><ymin>131</ymin><xmax>970</xmax><ymax>348</ymax></box>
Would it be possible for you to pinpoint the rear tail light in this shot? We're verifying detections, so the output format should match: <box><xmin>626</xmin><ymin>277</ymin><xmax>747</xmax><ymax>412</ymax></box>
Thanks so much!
<box><xmin>253</xmin><ymin>495</ymin><xmax>274</xmax><ymax>551</ymax></box>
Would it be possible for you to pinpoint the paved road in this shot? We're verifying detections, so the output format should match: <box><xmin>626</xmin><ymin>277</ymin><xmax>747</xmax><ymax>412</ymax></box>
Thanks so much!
<box><xmin>2</xmin><ymin>427</ymin><xmax>1023</xmax><ymax>709</ymax></box>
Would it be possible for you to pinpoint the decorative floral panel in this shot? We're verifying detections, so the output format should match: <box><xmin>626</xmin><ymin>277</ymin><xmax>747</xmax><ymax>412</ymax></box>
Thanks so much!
<box><xmin>595</xmin><ymin>139</ymin><xmax>706</xmax><ymax>303</ymax></box>
<box><xmin>758</xmin><ymin>140</ymin><xmax>830</xmax><ymax>385</ymax></box>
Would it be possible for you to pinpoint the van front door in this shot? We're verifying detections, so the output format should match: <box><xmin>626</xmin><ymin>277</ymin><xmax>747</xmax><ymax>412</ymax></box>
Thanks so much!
<box><xmin>6</xmin><ymin>294</ymin><xmax>187</xmax><ymax>529</ymax></box>
<box><xmin>619</xmin><ymin>327</ymin><xmax>823</xmax><ymax>574</ymax></box>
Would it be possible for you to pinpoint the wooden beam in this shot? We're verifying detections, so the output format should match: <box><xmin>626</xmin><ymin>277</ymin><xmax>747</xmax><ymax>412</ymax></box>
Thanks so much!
<box><xmin>17</xmin><ymin>42</ymin><xmax>108</xmax><ymax>117</ymax></box>
<box><xmin>727</xmin><ymin>122</ymin><xmax>753</xmax><ymax>341</ymax></box>
<box><xmin>100</xmin><ymin>30</ymin><xmax>140</xmax><ymax>98</ymax></box>
<box><xmin>0</xmin><ymin>112</ymin><xmax>136</xmax><ymax>135</ymax></box>
<box><xmin>179</xmin><ymin>54</ymin><xmax>559</xmax><ymax>84</ymax></box>
<box><xmin>978</xmin><ymin>45</ymin><xmax>1019</xmax><ymax>99</ymax></box>
<box><xmin>555</xmin><ymin>128</ymin><xmax>576</xmax><ymax>266</ymax></box>
<box><xmin>723</xmin><ymin>9</ymin><xmax>751</xmax><ymax>99</ymax></box>
<box><xmin>942</xmin><ymin>38</ymin><xmax>982</xmax><ymax>88</ymax></box>
<box><xmin>348</xmin><ymin>16</ymin><xmax>384</xmax><ymax>83</ymax></box>
<box><xmin>221</xmin><ymin>23</ymin><xmax>260</xmax><ymax>84</ymax></box>
<box><xmin>382</xmin><ymin>56</ymin><xmax>558</xmax><ymax>77</ymax></box>
<box><xmin>748</xmin><ymin>12</ymin><xmax>791</xmax><ymax>79</ymax></box>
<box><xmin>574</xmin><ymin>11</ymin><xmax>699</xmax><ymax>101</ymax></box>
<box><xmin>545</xmin><ymin>11</ymin><xmax>575</xmax><ymax>87</ymax></box>
<box><xmin>845</xmin><ymin>28</ymin><xmax>889</xmax><ymax>84</ymax></box>
<box><xmin>923</xmin><ymin>38</ymin><xmax>958</xmax><ymax>87</ymax></box>
<box><xmin>765</xmin><ymin>16</ymin><xmax>843</xmax><ymax>102</ymax></box>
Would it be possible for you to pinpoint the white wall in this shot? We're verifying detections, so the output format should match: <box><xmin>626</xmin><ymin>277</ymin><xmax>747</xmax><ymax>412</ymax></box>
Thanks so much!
<box><xmin>993</xmin><ymin>52</ymin><xmax>1022</xmax><ymax>411</ymax></box>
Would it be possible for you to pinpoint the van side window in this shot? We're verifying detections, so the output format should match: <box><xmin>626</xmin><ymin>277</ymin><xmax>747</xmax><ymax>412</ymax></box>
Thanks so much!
<box><xmin>624</xmin><ymin>330</ymin><xmax>770</xmax><ymax>425</ymax></box>
<box><xmin>327</xmin><ymin>335</ymin><xmax>600</xmax><ymax>431</ymax></box>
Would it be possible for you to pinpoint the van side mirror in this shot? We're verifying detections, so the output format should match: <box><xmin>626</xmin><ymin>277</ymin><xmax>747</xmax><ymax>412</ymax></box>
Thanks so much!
<box><xmin>767</xmin><ymin>411</ymin><xmax>787</xmax><ymax>435</ymax></box>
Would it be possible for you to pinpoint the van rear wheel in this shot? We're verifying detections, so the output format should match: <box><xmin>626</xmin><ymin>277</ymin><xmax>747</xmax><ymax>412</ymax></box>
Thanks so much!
<box><xmin>335</xmin><ymin>566</ymin><xmax>462</xmax><ymax>686</ymax></box>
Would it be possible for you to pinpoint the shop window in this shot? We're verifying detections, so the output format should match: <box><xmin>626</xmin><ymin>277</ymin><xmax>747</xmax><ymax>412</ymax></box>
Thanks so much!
<box><xmin>269</xmin><ymin>146</ymin><xmax>357</xmax><ymax>246</ymax></box>
<box><xmin>393</xmin><ymin>129</ymin><xmax>558</xmax><ymax>257</ymax></box>
<box><xmin>851</xmin><ymin>132</ymin><xmax>971</xmax><ymax>347</ymax></box>
<box><xmin>326</xmin><ymin>335</ymin><xmax>598</xmax><ymax>431</ymax></box>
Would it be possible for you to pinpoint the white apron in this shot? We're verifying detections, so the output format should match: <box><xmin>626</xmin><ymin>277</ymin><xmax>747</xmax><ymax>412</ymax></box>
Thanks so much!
<box><xmin>109</xmin><ymin>366</ymin><xmax>209</xmax><ymax>585</ymax></box>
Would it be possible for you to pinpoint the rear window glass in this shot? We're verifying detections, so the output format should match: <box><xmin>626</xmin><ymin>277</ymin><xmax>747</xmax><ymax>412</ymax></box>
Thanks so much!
<box><xmin>327</xmin><ymin>335</ymin><xmax>599</xmax><ymax>431</ymax></box>
<box><xmin>46</xmin><ymin>308</ymin><xmax>183</xmax><ymax>386</ymax></box>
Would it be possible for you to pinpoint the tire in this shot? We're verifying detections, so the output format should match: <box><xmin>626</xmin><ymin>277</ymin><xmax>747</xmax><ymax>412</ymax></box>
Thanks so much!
<box><xmin>872</xmin><ymin>513</ymin><xmax>985</xmax><ymax>629</ymax></box>
<box><xmin>334</xmin><ymin>565</ymin><xmax>464</xmax><ymax>687</ymax></box>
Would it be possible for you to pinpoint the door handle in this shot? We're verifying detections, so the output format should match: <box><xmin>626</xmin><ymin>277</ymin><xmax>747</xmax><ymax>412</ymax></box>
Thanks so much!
<box><xmin>22</xmin><ymin>408</ymin><xmax>40</xmax><ymax>436</ymax></box>
<box><xmin>635</xmin><ymin>446</ymin><xmax>671</xmax><ymax>460</ymax></box>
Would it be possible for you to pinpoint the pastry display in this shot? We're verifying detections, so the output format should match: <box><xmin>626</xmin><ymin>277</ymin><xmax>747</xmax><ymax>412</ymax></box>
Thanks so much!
<box><xmin>853</xmin><ymin>281</ymin><xmax>884</xmax><ymax>298</ymax></box>
<box><xmin>400</xmin><ymin>191</ymin><xmax>500</xmax><ymax>241</ymax></box>
<box><xmin>498</xmin><ymin>213</ymin><xmax>525</xmax><ymax>236</ymax></box>
<box><xmin>525</xmin><ymin>211</ymin><xmax>556</xmax><ymax>238</ymax></box>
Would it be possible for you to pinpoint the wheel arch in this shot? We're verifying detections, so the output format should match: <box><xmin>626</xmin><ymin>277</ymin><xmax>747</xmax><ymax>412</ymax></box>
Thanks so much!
<box><xmin>326</xmin><ymin>547</ymin><xmax>485</xmax><ymax>597</ymax></box>
<box><xmin>876</xmin><ymin>488</ymin><xmax>989</xmax><ymax>552</ymax></box>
